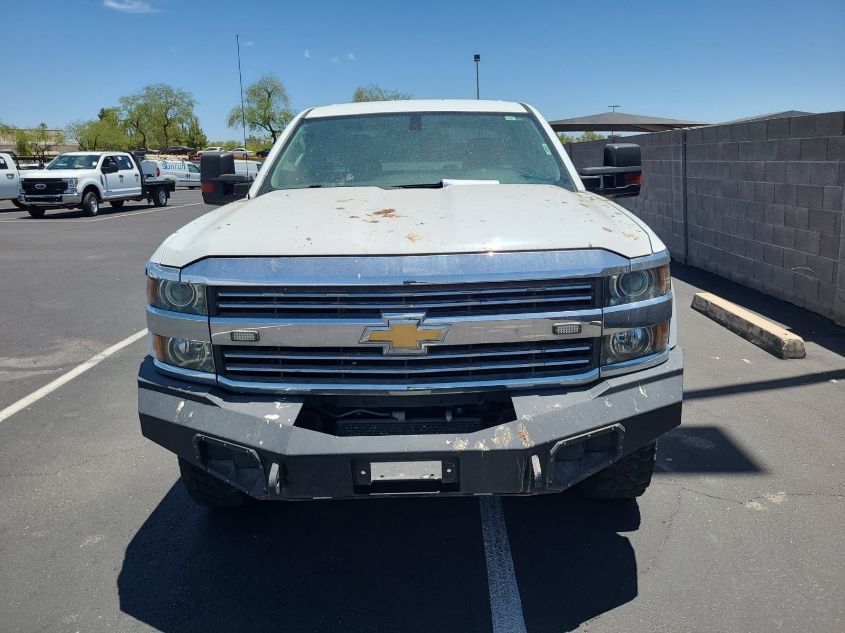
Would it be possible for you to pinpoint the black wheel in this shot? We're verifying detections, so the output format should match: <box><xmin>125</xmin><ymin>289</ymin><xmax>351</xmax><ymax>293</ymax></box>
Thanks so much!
<box><xmin>81</xmin><ymin>190</ymin><xmax>100</xmax><ymax>217</ymax></box>
<box><xmin>12</xmin><ymin>199</ymin><xmax>24</xmax><ymax>209</ymax></box>
<box><xmin>578</xmin><ymin>442</ymin><xmax>657</xmax><ymax>499</ymax></box>
<box><xmin>178</xmin><ymin>458</ymin><xmax>250</xmax><ymax>508</ymax></box>
<box><xmin>153</xmin><ymin>187</ymin><xmax>168</xmax><ymax>207</ymax></box>
<box><xmin>27</xmin><ymin>206</ymin><xmax>45</xmax><ymax>218</ymax></box>
<box><xmin>109</xmin><ymin>200</ymin><xmax>124</xmax><ymax>208</ymax></box>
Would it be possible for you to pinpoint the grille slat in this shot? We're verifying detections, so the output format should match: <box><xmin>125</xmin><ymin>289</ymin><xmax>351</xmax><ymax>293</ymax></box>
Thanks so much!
<box><xmin>211</xmin><ymin>279</ymin><xmax>596</xmax><ymax>318</ymax></box>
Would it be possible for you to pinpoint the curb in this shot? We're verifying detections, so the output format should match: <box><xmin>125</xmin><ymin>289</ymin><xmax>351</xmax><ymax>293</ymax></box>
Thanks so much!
<box><xmin>691</xmin><ymin>292</ymin><xmax>806</xmax><ymax>359</ymax></box>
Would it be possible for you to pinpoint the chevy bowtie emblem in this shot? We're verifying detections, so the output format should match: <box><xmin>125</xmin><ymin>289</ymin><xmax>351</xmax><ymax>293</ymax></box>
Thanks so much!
<box><xmin>360</xmin><ymin>316</ymin><xmax>450</xmax><ymax>355</ymax></box>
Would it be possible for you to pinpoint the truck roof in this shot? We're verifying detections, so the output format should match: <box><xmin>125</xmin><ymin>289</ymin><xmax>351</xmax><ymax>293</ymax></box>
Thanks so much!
<box><xmin>305</xmin><ymin>99</ymin><xmax>527</xmax><ymax>119</ymax></box>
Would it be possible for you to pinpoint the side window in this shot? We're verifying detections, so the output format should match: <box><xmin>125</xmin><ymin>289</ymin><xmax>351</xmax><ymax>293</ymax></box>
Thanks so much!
<box><xmin>102</xmin><ymin>156</ymin><xmax>116</xmax><ymax>170</ymax></box>
<box><xmin>0</xmin><ymin>157</ymin><xmax>7</xmax><ymax>170</ymax></box>
<box><xmin>187</xmin><ymin>163</ymin><xmax>200</xmax><ymax>173</ymax></box>
<box><xmin>116</xmin><ymin>155</ymin><xmax>134</xmax><ymax>171</ymax></box>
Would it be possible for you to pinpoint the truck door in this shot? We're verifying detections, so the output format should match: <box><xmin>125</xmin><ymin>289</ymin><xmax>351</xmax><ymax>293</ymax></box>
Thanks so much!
<box><xmin>116</xmin><ymin>154</ymin><xmax>141</xmax><ymax>197</ymax></box>
<box><xmin>0</xmin><ymin>154</ymin><xmax>18</xmax><ymax>199</ymax></box>
<box><xmin>101</xmin><ymin>155</ymin><xmax>121</xmax><ymax>197</ymax></box>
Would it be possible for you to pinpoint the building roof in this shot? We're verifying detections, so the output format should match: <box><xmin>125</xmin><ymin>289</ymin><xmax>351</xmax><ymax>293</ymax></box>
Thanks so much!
<box><xmin>548</xmin><ymin>111</ymin><xmax>709</xmax><ymax>132</ymax></box>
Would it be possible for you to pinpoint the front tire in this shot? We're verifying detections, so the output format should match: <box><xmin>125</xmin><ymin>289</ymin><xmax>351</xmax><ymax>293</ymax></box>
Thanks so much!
<box><xmin>12</xmin><ymin>199</ymin><xmax>24</xmax><ymax>209</ymax></box>
<box><xmin>578</xmin><ymin>442</ymin><xmax>657</xmax><ymax>499</ymax></box>
<box><xmin>81</xmin><ymin>190</ymin><xmax>99</xmax><ymax>217</ymax></box>
<box><xmin>109</xmin><ymin>200</ymin><xmax>124</xmax><ymax>208</ymax></box>
<box><xmin>27</xmin><ymin>206</ymin><xmax>45</xmax><ymax>218</ymax></box>
<box><xmin>178</xmin><ymin>458</ymin><xmax>250</xmax><ymax>508</ymax></box>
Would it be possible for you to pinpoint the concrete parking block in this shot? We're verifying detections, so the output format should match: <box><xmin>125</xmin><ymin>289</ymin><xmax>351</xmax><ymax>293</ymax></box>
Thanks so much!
<box><xmin>691</xmin><ymin>292</ymin><xmax>806</xmax><ymax>359</ymax></box>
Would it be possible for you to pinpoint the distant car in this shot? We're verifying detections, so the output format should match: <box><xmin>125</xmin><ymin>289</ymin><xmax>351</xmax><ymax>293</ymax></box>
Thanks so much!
<box><xmin>231</xmin><ymin>147</ymin><xmax>254</xmax><ymax>158</ymax></box>
<box><xmin>141</xmin><ymin>158</ymin><xmax>201</xmax><ymax>189</ymax></box>
<box><xmin>197</xmin><ymin>146</ymin><xmax>224</xmax><ymax>157</ymax></box>
<box><xmin>163</xmin><ymin>146</ymin><xmax>193</xmax><ymax>155</ymax></box>
<box><xmin>256</xmin><ymin>148</ymin><xmax>271</xmax><ymax>158</ymax></box>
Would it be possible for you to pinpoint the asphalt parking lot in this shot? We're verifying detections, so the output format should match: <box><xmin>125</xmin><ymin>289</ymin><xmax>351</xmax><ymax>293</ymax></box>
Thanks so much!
<box><xmin>0</xmin><ymin>191</ymin><xmax>843</xmax><ymax>632</ymax></box>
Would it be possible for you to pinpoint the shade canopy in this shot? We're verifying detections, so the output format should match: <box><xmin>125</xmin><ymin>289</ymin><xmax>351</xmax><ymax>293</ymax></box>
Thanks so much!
<box><xmin>548</xmin><ymin>111</ymin><xmax>708</xmax><ymax>133</ymax></box>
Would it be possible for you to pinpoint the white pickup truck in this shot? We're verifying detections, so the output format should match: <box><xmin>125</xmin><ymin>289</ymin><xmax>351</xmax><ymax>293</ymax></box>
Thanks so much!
<box><xmin>18</xmin><ymin>151</ymin><xmax>175</xmax><ymax>218</ymax></box>
<box><xmin>139</xmin><ymin>100</ymin><xmax>683</xmax><ymax>508</ymax></box>
<box><xmin>0</xmin><ymin>152</ymin><xmax>25</xmax><ymax>208</ymax></box>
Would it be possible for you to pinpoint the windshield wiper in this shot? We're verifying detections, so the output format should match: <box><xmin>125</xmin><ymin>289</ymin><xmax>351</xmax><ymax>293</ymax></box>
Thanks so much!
<box><xmin>390</xmin><ymin>181</ymin><xmax>444</xmax><ymax>189</ymax></box>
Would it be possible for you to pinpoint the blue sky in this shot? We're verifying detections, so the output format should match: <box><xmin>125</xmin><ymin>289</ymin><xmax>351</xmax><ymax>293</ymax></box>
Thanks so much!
<box><xmin>2</xmin><ymin>0</ymin><xmax>843</xmax><ymax>141</ymax></box>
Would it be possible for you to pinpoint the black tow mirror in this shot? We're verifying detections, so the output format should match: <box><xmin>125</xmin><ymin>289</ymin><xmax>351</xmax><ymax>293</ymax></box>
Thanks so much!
<box><xmin>579</xmin><ymin>143</ymin><xmax>642</xmax><ymax>198</ymax></box>
<box><xmin>201</xmin><ymin>152</ymin><xmax>251</xmax><ymax>205</ymax></box>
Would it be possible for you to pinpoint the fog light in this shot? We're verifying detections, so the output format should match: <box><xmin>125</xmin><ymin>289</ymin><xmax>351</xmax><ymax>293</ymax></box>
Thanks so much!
<box><xmin>152</xmin><ymin>334</ymin><xmax>214</xmax><ymax>373</ymax></box>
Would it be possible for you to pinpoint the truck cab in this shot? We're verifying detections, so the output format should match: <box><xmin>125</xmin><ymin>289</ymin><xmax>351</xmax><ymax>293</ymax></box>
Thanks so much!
<box><xmin>139</xmin><ymin>100</ymin><xmax>683</xmax><ymax>508</ymax></box>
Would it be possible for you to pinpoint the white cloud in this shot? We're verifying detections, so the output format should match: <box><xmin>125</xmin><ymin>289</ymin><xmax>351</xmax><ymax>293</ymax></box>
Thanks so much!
<box><xmin>241</xmin><ymin>40</ymin><xmax>254</xmax><ymax>47</ymax></box>
<box><xmin>304</xmin><ymin>49</ymin><xmax>311</xmax><ymax>59</ymax></box>
<box><xmin>346</xmin><ymin>53</ymin><xmax>357</xmax><ymax>61</ymax></box>
<box><xmin>103</xmin><ymin>0</ymin><xmax>160</xmax><ymax>13</ymax></box>
<box><xmin>329</xmin><ymin>56</ymin><xmax>339</xmax><ymax>64</ymax></box>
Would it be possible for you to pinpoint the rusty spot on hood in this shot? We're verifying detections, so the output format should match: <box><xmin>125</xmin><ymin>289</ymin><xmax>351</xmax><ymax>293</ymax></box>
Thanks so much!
<box><xmin>406</xmin><ymin>233</ymin><xmax>422</xmax><ymax>242</ymax></box>
<box><xmin>371</xmin><ymin>208</ymin><xmax>400</xmax><ymax>218</ymax></box>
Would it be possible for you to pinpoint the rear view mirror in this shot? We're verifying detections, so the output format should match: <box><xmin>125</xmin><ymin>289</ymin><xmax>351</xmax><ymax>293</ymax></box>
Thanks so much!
<box><xmin>578</xmin><ymin>143</ymin><xmax>642</xmax><ymax>199</ymax></box>
<box><xmin>201</xmin><ymin>152</ymin><xmax>251</xmax><ymax>205</ymax></box>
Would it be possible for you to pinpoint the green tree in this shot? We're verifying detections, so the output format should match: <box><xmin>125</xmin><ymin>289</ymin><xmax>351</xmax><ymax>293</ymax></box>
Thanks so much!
<box><xmin>178</xmin><ymin>115</ymin><xmax>208</xmax><ymax>150</ymax></box>
<box><xmin>120</xmin><ymin>83</ymin><xmax>196</xmax><ymax>149</ymax></box>
<box><xmin>352</xmin><ymin>84</ymin><xmax>411</xmax><ymax>102</ymax></box>
<box><xmin>14</xmin><ymin>130</ymin><xmax>34</xmax><ymax>155</ymax></box>
<box><xmin>227</xmin><ymin>74</ymin><xmax>293</xmax><ymax>144</ymax></box>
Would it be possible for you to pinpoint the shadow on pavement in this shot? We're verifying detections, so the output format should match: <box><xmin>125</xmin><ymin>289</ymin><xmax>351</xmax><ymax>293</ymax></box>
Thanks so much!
<box><xmin>120</xmin><ymin>483</ymin><xmax>644</xmax><ymax>633</ymax></box>
<box><xmin>503</xmin><ymin>493</ymin><xmax>640</xmax><ymax>633</ymax></box>
<box><xmin>655</xmin><ymin>425</ymin><xmax>764</xmax><ymax>473</ymax></box>
<box><xmin>672</xmin><ymin>262</ymin><xmax>845</xmax><ymax>357</ymax></box>
<box><xmin>119</xmin><ymin>484</ymin><xmax>492</xmax><ymax>633</ymax></box>
<box><xmin>685</xmin><ymin>368</ymin><xmax>845</xmax><ymax>401</ymax></box>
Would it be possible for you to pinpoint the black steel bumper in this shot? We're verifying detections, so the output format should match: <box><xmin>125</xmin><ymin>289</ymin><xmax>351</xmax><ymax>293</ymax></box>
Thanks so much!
<box><xmin>138</xmin><ymin>348</ymin><xmax>683</xmax><ymax>499</ymax></box>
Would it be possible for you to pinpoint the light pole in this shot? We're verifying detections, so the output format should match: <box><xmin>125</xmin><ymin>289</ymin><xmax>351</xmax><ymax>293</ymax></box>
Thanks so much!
<box><xmin>474</xmin><ymin>54</ymin><xmax>480</xmax><ymax>99</ymax></box>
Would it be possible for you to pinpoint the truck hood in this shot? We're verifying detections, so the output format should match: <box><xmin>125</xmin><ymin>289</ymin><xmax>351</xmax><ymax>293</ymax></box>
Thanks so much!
<box><xmin>19</xmin><ymin>169</ymin><xmax>87</xmax><ymax>179</ymax></box>
<box><xmin>156</xmin><ymin>184</ymin><xmax>659</xmax><ymax>268</ymax></box>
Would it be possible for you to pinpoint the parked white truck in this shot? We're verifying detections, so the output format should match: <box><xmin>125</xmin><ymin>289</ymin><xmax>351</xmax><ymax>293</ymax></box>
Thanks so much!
<box><xmin>0</xmin><ymin>152</ymin><xmax>25</xmax><ymax>208</ymax></box>
<box><xmin>18</xmin><ymin>151</ymin><xmax>175</xmax><ymax>218</ymax></box>
<box><xmin>139</xmin><ymin>100</ymin><xmax>683</xmax><ymax>507</ymax></box>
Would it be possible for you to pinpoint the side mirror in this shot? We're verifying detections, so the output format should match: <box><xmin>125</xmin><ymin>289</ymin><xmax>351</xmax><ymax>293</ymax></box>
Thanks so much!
<box><xmin>201</xmin><ymin>152</ymin><xmax>251</xmax><ymax>205</ymax></box>
<box><xmin>101</xmin><ymin>163</ymin><xmax>118</xmax><ymax>174</ymax></box>
<box><xmin>578</xmin><ymin>143</ymin><xmax>642</xmax><ymax>198</ymax></box>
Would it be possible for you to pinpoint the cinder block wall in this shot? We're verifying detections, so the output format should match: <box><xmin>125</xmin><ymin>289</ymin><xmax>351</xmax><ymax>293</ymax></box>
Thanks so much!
<box><xmin>563</xmin><ymin>112</ymin><xmax>845</xmax><ymax>324</ymax></box>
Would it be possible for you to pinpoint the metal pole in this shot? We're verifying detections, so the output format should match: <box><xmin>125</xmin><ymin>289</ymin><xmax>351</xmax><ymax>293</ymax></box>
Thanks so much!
<box><xmin>236</xmin><ymin>34</ymin><xmax>250</xmax><ymax>178</ymax></box>
<box><xmin>474</xmin><ymin>54</ymin><xmax>480</xmax><ymax>99</ymax></box>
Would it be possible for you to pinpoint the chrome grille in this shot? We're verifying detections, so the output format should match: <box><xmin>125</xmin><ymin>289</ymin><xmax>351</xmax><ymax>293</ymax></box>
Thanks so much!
<box><xmin>211</xmin><ymin>279</ymin><xmax>596</xmax><ymax>319</ymax></box>
<box><xmin>218</xmin><ymin>340</ymin><xmax>596</xmax><ymax>387</ymax></box>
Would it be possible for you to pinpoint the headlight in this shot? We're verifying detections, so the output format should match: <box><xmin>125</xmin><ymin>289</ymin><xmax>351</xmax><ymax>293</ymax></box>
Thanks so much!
<box><xmin>151</xmin><ymin>334</ymin><xmax>214</xmax><ymax>373</ymax></box>
<box><xmin>602</xmin><ymin>322</ymin><xmax>669</xmax><ymax>365</ymax></box>
<box><xmin>65</xmin><ymin>177</ymin><xmax>78</xmax><ymax>192</ymax></box>
<box><xmin>606</xmin><ymin>264</ymin><xmax>670</xmax><ymax>306</ymax></box>
<box><xmin>147</xmin><ymin>276</ymin><xmax>207</xmax><ymax>315</ymax></box>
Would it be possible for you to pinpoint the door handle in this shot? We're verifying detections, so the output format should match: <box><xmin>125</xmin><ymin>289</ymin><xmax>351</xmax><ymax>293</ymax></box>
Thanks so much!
<box><xmin>119</xmin><ymin>174</ymin><xmax>124</xmax><ymax>181</ymax></box>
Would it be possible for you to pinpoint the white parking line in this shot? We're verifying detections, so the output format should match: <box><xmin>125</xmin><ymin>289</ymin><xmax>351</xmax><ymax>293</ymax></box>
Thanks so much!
<box><xmin>0</xmin><ymin>329</ymin><xmax>148</xmax><ymax>424</ymax></box>
<box><xmin>0</xmin><ymin>202</ymin><xmax>202</xmax><ymax>223</ymax></box>
<box><xmin>479</xmin><ymin>496</ymin><xmax>528</xmax><ymax>633</ymax></box>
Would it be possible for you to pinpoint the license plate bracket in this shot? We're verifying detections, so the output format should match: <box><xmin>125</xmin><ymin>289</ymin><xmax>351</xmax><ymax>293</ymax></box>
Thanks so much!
<box><xmin>353</xmin><ymin>458</ymin><xmax>459</xmax><ymax>485</ymax></box>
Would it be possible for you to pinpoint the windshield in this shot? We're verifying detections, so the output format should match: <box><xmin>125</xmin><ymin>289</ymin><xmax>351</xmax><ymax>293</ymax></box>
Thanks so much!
<box><xmin>262</xmin><ymin>112</ymin><xmax>573</xmax><ymax>191</ymax></box>
<box><xmin>47</xmin><ymin>154</ymin><xmax>100</xmax><ymax>170</ymax></box>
